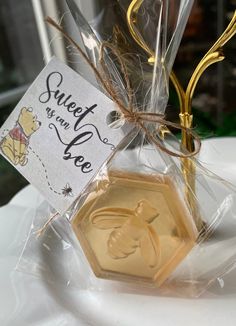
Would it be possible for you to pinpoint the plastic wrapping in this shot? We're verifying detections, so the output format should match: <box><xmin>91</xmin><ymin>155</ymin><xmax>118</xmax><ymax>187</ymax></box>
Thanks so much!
<box><xmin>67</xmin><ymin>0</ymin><xmax>194</xmax><ymax>113</ymax></box>
<box><xmin>17</xmin><ymin>0</ymin><xmax>236</xmax><ymax>297</ymax></box>
<box><xmin>17</xmin><ymin>145</ymin><xmax>236</xmax><ymax>297</ymax></box>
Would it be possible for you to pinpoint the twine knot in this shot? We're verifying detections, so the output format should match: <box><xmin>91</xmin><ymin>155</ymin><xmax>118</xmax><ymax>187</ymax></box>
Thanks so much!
<box><xmin>123</xmin><ymin>111</ymin><xmax>142</xmax><ymax>124</ymax></box>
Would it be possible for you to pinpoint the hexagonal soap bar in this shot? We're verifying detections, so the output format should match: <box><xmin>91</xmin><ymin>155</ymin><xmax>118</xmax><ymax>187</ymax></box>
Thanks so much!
<box><xmin>72</xmin><ymin>171</ymin><xmax>197</xmax><ymax>287</ymax></box>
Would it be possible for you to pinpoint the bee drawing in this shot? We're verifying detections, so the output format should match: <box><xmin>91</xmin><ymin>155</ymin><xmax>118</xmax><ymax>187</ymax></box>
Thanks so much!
<box><xmin>62</xmin><ymin>183</ymin><xmax>74</xmax><ymax>197</ymax></box>
<box><xmin>90</xmin><ymin>199</ymin><xmax>161</xmax><ymax>268</ymax></box>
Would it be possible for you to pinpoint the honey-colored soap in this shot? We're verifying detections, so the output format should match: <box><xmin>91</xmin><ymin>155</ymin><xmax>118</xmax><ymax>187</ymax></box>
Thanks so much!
<box><xmin>72</xmin><ymin>171</ymin><xmax>197</xmax><ymax>287</ymax></box>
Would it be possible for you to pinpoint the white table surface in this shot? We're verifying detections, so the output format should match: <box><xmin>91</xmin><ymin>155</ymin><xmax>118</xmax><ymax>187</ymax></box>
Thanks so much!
<box><xmin>1</xmin><ymin>137</ymin><xmax>236</xmax><ymax>326</ymax></box>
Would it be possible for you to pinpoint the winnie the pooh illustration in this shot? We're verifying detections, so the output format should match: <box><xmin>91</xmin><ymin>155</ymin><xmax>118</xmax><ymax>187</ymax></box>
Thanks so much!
<box><xmin>0</xmin><ymin>107</ymin><xmax>41</xmax><ymax>166</ymax></box>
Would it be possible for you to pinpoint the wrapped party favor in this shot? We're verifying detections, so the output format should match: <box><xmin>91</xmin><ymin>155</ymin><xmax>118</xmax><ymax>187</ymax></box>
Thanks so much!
<box><xmin>10</xmin><ymin>0</ymin><xmax>236</xmax><ymax>297</ymax></box>
<box><xmin>65</xmin><ymin>0</ymin><xmax>199</xmax><ymax>287</ymax></box>
<box><xmin>61</xmin><ymin>0</ymin><xmax>236</xmax><ymax>293</ymax></box>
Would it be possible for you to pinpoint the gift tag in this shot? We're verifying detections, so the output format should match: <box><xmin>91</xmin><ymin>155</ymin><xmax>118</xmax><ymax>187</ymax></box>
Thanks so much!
<box><xmin>0</xmin><ymin>57</ymin><xmax>131</xmax><ymax>214</ymax></box>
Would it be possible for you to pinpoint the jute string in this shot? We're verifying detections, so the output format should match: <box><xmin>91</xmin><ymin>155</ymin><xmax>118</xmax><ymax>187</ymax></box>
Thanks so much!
<box><xmin>36</xmin><ymin>16</ymin><xmax>201</xmax><ymax>236</ymax></box>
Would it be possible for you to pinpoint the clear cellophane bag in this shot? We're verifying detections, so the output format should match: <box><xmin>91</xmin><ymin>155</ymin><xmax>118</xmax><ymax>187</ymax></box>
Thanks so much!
<box><xmin>17</xmin><ymin>0</ymin><xmax>236</xmax><ymax>298</ymax></box>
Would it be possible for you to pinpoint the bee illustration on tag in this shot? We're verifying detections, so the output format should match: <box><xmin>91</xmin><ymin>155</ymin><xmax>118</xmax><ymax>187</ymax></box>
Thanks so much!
<box><xmin>91</xmin><ymin>199</ymin><xmax>161</xmax><ymax>268</ymax></box>
<box><xmin>62</xmin><ymin>183</ymin><xmax>74</xmax><ymax>197</ymax></box>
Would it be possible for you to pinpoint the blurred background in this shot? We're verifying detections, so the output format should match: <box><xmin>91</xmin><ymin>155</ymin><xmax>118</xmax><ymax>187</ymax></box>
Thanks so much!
<box><xmin>0</xmin><ymin>0</ymin><xmax>235</xmax><ymax>205</ymax></box>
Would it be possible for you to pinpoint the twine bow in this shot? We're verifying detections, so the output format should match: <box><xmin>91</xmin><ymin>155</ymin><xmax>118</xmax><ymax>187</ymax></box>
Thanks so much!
<box><xmin>46</xmin><ymin>17</ymin><xmax>201</xmax><ymax>159</ymax></box>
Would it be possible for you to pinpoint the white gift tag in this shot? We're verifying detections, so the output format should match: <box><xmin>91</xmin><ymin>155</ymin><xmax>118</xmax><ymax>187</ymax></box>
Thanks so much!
<box><xmin>0</xmin><ymin>57</ymin><xmax>131</xmax><ymax>214</ymax></box>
